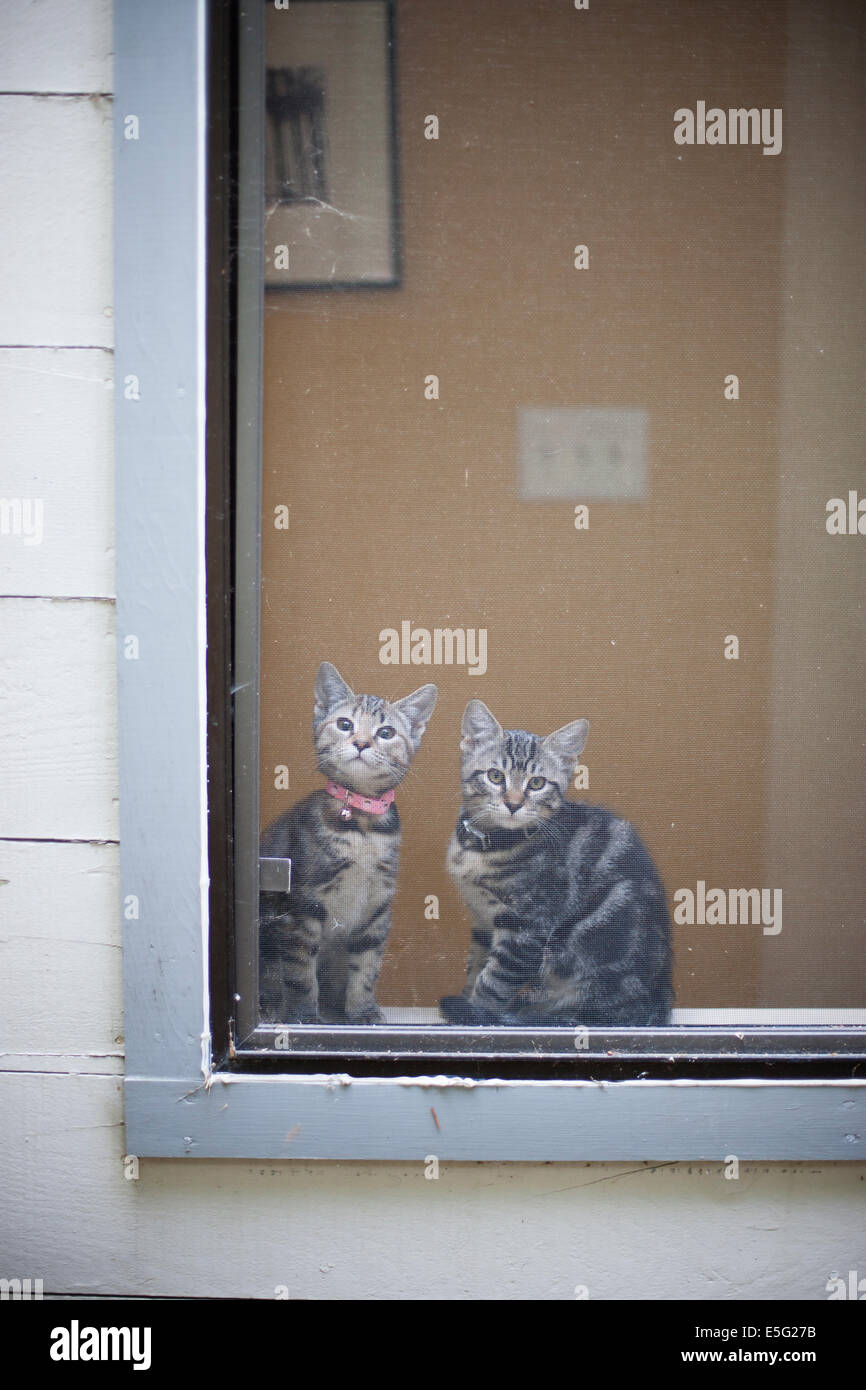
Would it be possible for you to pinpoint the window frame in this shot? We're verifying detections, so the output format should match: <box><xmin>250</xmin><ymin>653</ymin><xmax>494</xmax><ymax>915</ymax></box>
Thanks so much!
<box><xmin>117</xmin><ymin>0</ymin><xmax>866</xmax><ymax>1160</ymax></box>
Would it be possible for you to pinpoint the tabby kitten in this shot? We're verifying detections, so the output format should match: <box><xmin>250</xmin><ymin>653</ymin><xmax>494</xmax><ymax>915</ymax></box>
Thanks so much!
<box><xmin>441</xmin><ymin>700</ymin><xmax>672</xmax><ymax>1026</ymax></box>
<box><xmin>259</xmin><ymin>662</ymin><xmax>437</xmax><ymax>1025</ymax></box>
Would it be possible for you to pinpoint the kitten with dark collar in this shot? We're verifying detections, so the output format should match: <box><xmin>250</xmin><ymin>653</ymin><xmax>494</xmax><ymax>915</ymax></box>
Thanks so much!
<box><xmin>259</xmin><ymin>662</ymin><xmax>437</xmax><ymax>1025</ymax></box>
<box><xmin>441</xmin><ymin>700</ymin><xmax>672</xmax><ymax>1027</ymax></box>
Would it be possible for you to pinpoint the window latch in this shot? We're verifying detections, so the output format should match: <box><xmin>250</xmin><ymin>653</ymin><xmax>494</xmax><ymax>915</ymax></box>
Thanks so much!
<box><xmin>259</xmin><ymin>857</ymin><xmax>292</xmax><ymax>893</ymax></box>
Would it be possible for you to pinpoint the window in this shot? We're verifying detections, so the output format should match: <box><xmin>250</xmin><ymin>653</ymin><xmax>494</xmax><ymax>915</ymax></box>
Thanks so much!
<box><xmin>118</xmin><ymin>0</ymin><xmax>866</xmax><ymax>1159</ymax></box>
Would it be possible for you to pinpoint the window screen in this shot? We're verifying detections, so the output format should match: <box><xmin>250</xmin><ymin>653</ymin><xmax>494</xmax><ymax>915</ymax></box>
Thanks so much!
<box><xmin>231</xmin><ymin>0</ymin><xmax>866</xmax><ymax>1057</ymax></box>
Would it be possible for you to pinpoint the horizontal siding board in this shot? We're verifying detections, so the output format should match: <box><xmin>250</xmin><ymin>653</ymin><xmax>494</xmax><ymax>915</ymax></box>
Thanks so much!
<box><xmin>0</xmin><ymin>349</ymin><xmax>114</xmax><ymax>597</ymax></box>
<box><xmin>0</xmin><ymin>597</ymin><xmax>117</xmax><ymax>839</ymax></box>
<box><xmin>0</xmin><ymin>841</ymin><xmax>122</xmax><ymax>1067</ymax></box>
<box><xmin>0</xmin><ymin>1053</ymin><xmax>123</xmax><ymax>1075</ymax></box>
<box><xmin>0</xmin><ymin>0</ymin><xmax>112</xmax><ymax>93</ymax></box>
<box><xmin>0</xmin><ymin>96</ymin><xmax>113</xmax><ymax>347</ymax></box>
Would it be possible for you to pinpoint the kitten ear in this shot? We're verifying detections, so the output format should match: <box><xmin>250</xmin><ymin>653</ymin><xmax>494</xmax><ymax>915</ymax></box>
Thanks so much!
<box><xmin>544</xmin><ymin>719</ymin><xmax>589</xmax><ymax>768</ymax></box>
<box><xmin>461</xmin><ymin>699</ymin><xmax>502</xmax><ymax>751</ymax></box>
<box><xmin>393</xmin><ymin>683</ymin><xmax>438</xmax><ymax>744</ymax></box>
<box><xmin>314</xmin><ymin>661</ymin><xmax>354</xmax><ymax>721</ymax></box>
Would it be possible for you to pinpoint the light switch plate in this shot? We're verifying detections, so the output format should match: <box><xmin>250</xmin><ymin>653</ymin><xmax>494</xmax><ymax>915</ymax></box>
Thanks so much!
<box><xmin>518</xmin><ymin>406</ymin><xmax>649</xmax><ymax>501</ymax></box>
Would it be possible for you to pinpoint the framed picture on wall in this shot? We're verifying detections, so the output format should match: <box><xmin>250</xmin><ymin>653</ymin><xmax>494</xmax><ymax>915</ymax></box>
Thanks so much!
<box><xmin>263</xmin><ymin>0</ymin><xmax>400</xmax><ymax>289</ymax></box>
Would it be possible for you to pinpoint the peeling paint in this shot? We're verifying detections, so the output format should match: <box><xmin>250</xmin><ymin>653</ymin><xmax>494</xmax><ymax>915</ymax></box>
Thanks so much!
<box><xmin>208</xmin><ymin>1072</ymin><xmax>866</xmax><ymax>1092</ymax></box>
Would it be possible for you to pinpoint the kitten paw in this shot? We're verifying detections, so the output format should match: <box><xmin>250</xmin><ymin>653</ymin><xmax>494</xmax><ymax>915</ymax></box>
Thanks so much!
<box><xmin>439</xmin><ymin>995</ymin><xmax>501</xmax><ymax>1025</ymax></box>
<box><xmin>344</xmin><ymin>1005</ymin><xmax>386</xmax><ymax>1026</ymax></box>
<box><xmin>260</xmin><ymin>1007</ymin><xmax>322</xmax><ymax>1026</ymax></box>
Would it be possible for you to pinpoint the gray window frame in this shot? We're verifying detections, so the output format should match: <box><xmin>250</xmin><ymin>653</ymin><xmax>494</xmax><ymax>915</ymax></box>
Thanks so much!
<box><xmin>117</xmin><ymin>0</ymin><xmax>866</xmax><ymax>1160</ymax></box>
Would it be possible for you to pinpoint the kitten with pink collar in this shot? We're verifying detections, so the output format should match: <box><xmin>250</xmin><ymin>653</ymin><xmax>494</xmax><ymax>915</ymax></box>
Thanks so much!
<box><xmin>259</xmin><ymin>662</ymin><xmax>437</xmax><ymax>1024</ymax></box>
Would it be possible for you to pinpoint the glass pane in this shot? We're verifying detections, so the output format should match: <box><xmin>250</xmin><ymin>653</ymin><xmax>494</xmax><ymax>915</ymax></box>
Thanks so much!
<box><xmin>240</xmin><ymin>0</ymin><xmax>866</xmax><ymax>1044</ymax></box>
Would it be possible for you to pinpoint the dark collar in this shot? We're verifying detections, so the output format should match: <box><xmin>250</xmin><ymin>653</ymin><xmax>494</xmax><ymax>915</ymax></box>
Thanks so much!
<box><xmin>456</xmin><ymin>814</ymin><xmax>541</xmax><ymax>853</ymax></box>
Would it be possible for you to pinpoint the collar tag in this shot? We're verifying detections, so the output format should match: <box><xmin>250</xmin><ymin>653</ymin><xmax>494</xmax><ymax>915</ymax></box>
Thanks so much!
<box><xmin>459</xmin><ymin>815</ymin><xmax>539</xmax><ymax>852</ymax></box>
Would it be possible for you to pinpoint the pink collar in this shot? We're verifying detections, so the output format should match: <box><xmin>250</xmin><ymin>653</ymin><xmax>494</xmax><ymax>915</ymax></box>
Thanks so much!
<box><xmin>325</xmin><ymin>780</ymin><xmax>395</xmax><ymax>820</ymax></box>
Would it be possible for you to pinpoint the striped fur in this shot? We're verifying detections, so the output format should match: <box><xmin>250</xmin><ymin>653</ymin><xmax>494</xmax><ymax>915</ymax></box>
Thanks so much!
<box><xmin>442</xmin><ymin>700</ymin><xmax>672</xmax><ymax>1027</ymax></box>
<box><xmin>259</xmin><ymin>662</ymin><xmax>437</xmax><ymax>1024</ymax></box>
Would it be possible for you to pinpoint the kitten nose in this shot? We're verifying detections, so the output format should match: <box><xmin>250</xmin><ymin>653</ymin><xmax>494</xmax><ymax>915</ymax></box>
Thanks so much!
<box><xmin>353</xmin><ymin>739</ymin><xmax>371</xmax><ymax>751</ymax></box>
<box><xmin>505</xmin><ymin>799</ymin><xmax>524</xmax><ymax>814</ymax></box>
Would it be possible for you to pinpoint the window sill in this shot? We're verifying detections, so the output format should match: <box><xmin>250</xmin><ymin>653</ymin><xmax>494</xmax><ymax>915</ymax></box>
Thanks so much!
<box><xmin>124</xmin><ymin>1071</ymin><xmax>866</xmax><ymax>1160</ymax></box>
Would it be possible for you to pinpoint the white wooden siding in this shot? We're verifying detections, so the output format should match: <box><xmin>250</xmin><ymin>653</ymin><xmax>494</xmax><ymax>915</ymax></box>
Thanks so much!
<box><xmin>0</xmin><ymin>96</ymin><xmax>113</xmax><ymax>347</ymax></box>
<box><xmin>0</xmin><ymin>599</ymin><xmax>117</xmax><ymax>840</ymax></box>
<box><xmin>0</xmin><ymin>348</ymin><xmax>114</xmax><ymax>598</ymax></box>
<box><xmin>0</xmin><ymin>0</ymin><xmax>112</xmax><ymax>94</ymax></box>
<box><xmin>0</xmin><ymin>841</ymin><xmax>122</xmax><ymax>1075</ymax></box>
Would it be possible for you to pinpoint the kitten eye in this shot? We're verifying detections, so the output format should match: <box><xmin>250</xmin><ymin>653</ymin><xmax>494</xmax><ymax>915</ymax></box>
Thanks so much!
<box><xmin>487</xmin><ymin>768</ymin><xmax>505</xmax><ymax>785</ymax></box>
<box><xmin>527</xmin><ymin>776</ymin><xmax>545</xmax><ymax>791</ymax></box>
<box><xmin>376</xmin><ymin>726</ymin><xmax>396</xmax><ymax>740</ymax></box>
<box><xmin>336</xmin><ymin>717</ymin><xmax>354</xmax><ymax>733</ymax></box>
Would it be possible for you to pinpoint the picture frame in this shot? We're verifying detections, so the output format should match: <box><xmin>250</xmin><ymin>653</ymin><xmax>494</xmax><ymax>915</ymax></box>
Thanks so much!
<box><xmin>263</xmin><ymin>0</ymin><xmax>400</xmax><ymax>290</ymax></box>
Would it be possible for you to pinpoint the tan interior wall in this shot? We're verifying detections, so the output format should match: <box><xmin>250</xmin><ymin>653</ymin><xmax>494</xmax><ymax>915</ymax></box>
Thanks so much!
<box><xmin>762</xmin><ymin>0</ymin><xmax>866</xmax><ymax>1004</ymax></box>
<box><xmin>260</xmin><ymin>0</ymin><xmax>792</xmax><ymax>1008</ymax></box>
